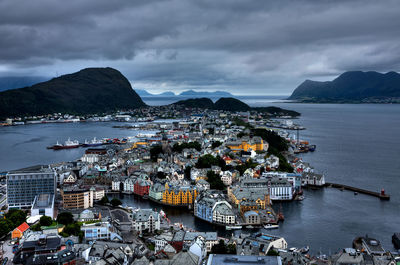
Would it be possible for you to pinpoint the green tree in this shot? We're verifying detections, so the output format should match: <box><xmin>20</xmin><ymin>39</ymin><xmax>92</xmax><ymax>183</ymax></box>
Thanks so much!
<box><xmin>150</xmin><ymin>145</ymin><xmax>163</xmax><ymax>161</ymax></box>
<box><xmin>111</xmin><ymin>198</ymin><xmax>122</xmax><ymax>207</ymax></box>
<box><xmin>63</xmin><ymin>223</ymin><xmax>81</xmax><ymax>236</ymax></box>
<box><xmin>99</xmin><ymin>196</ymin><xmax>109</xmax><ymax>205</ymax></box>
<box><xmin>39</xmin><ymin>216</ymin><xmax>53</xmax><ymax>226</ymax></box>
<box><xmin>0</xmin><ymin>219</ymin><xmax>11</xmax><ymax>237</ymax></box>
<box><xmin>206</xmin><ymin>171</ymin><xmax>225</xmax><ymax>190</ymax></box>
<box><xmin>211</xmin><ymin>141</ymin><xmax>222</xmax><ymax>149</ymax></box>
<box><xmin>6</xmin><ymin>209</ymin><xmax>27</xmax><ymax>227</ymax></box>
<box><xmin>57</xmin><ymin>211</ymin><xmax>74</xmax><ymax>225</ymax></box>
<box><xmin>196</xmin><ymin>154</ymin><xmax>225</xmax><ymax>168</ymax></box>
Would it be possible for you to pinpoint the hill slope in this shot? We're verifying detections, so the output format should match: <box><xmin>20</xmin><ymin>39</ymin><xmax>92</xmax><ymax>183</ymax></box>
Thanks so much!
<box><xmin>0</xmin><ymin>67</ymin><xmax>146</xmax><ymax>118</ymax></box>
<box><xmin>289</xmin><ymin>71</ymin><xmax>400</xmax><ymax>103</ymax></box>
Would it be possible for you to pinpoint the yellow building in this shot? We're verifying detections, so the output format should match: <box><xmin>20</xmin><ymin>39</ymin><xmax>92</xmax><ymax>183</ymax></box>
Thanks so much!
<box><xmin>226</xmin><ymin>136</ymin><xmax>264</xmax><ymax>153</ymax></box>
<box><xmin>162</xmin><ymin>183</ymin><xmax>198</xmax><ymax>206</ymax></box>
<box><xmin>228</xmin><ymin>186</ymin><xmax>270</xmax><ymax>213</ymax></box>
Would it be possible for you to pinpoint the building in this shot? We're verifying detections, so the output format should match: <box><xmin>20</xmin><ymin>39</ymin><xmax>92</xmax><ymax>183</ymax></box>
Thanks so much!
<box><xmin>212</xmin><ymin>201</ymin><xmax>236</xmax><ymax>225</ymax></box>
<box><xmin>207</xmin><ymin>254</ymin><xmax>281</xmax><ymax>265</ymax></box>
<box><xmin>235</xmin><ymin>234</ymin><xmax>288</xmax><ymax>255</ymax></box>
<box><xmin>226</xmin><ymin>136</ymin><xmax>264</xmax><ymax>153</ymax></box>
<box><xmin>269</xmin><ymin>178</ymin><xmax>293</xmax><ymax>201</ymax></box>
<box><xmin>90</xmin><ymin>187</ymin><xmax>105</xmax><ymax>201</ymax></box>
<box><xmin>6</xmin><ymin>165</ymin><xmax>56</xmax><ymax>209</ymax></box>
<box><xmin>132</xmin><ymin>209</ymin><xmax>160</xmax><ymax>234</ymax></box>
<box><xmin>133</xmin><ymin>178</ymin><xmax>151</xmax><ymax>196</ymax></box>
<box><xmin>149</xmin><ymin>182</ymin><xmax>166</xmax><ymax>201</ymax></box>
<box><xmin>61</xmin><ymin>187</ymin><xmax>94</xmax><ymax>209</ymax></box>
<box><xmin>12</xmin><ymin>222</ymin><xmax>30</xmax><ymax>239</ymax></box>
<box><xmin>31</xmin><ymin>193</ymin><xmax>55</xmax><ymax>218</ymax></box>
<box><xmin>81</xmin><ymin>222</ymin><xmax>111</xmax><ymax>241</ymax></box>
<box><xmin>183</xmin><ymin>232</ymin><xmax>218</xmax><ymax>253</ymax></box>
<box><xmin>244</xmin><ymin>211</ymin><xmax>260</xmax><ymax>225</ymax></box>
<box><xmin>162</xmin><ymin>184</ymin><xmax>198</xmax><ymax>206</ymax></box>
<box><xmin>13</xmin><ymin>234</ymin><xmax>76</xmax><ymax>265</ymax></box>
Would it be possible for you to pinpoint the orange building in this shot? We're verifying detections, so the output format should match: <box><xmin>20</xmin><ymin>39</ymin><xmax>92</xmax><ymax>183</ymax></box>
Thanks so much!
<box><xmin>12</xmin><ymin>222</ymin><xmax>29</xmax><ymax>239</ymax></box>
<box><xmin>162</xmin><ymin>184</ymin><xmax>198</xmax><ymax>206</ymax></box>
<box><xmin>226</xmin><ymin>136</ymin><xmax>264</xmax><ymax>153</ymax></box>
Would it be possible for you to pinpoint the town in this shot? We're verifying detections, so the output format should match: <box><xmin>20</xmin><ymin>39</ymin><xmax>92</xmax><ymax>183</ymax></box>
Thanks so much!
<box><xmin>0</xmin><ymin>104</ymin><xmax>397</xmax><ymax>265</ymax></box>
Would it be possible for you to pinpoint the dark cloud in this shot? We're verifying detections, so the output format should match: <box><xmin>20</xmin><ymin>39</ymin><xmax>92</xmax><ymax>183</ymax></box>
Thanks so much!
<box><xmin>0</xmin><ymin>0</ymin><xmax>399</xmax><ymax>94</ymax></box>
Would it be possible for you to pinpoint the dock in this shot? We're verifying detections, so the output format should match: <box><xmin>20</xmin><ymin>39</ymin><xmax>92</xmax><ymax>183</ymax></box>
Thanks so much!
<box><xmin>324</xmin><ymin>182</ymin><xmax>390</xmax><ymax>200</ymax></box>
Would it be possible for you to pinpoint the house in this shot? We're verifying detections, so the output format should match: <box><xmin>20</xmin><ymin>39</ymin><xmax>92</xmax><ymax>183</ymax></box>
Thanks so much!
<box><xmin>149</xmin><ymin>182</ymin><xmax>166</xmax><ymax>201</ymax></box>
<box><xmin>196</xmin><ymin>179</ymin><xmax>210</xmax><ymax>190</ymax></box>
<box><xmin>81</xmin><ymin>222</ymin><xmax>111</xmax><ymax>241</ymax></box>
<box><xmin>220</xmin><ymin>171</ymin><xmax>233</xmax><ymax>186</ymax></box>
<box><xmin>188</xmin><ymin>236</ymin><xmax>207</xmax><ymax>265</ymax></box>
<box><xmin>12</xmin><ymin>222</ymin><xmax>30</xmax><ymax>239</ymax></box>
<box><xmin>132</xmin><ymin>209</ymin><xmax>160</xmax><ymax>234</ymax></box>
<box><xmin>244</xmin><ymin>211</ymin><xmax>260</xmax><ymax>225</ymax></box>
<box><xmin>63</xmin><ymin>172</ymin><xmax>77</xmax><ymax>184</ymax></box>
<box><xmin>207</xmin><ymin>255</ymin><xmax>281</xmax><ymax>265</ymax></box>
<box><xmin>133</xmin><ymin>178</ymin><xmax>151</xmax><ymax>196</ymax></box>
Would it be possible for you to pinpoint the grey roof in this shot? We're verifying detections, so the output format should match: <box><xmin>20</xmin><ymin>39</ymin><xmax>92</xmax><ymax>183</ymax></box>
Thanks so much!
<box><xmin>183</xmin><ymin>232</ymin><xmax>217</xmax><ymax>241</ymax></box>
<box><xmin>132</xmin><ymin>209</ymin><xmax>159</xmax><ymax>222</ymax></box>
<box><xmin>208</xmin><ymin>254</ymin><xmax>280</xmax><ymax>265</ymax></box>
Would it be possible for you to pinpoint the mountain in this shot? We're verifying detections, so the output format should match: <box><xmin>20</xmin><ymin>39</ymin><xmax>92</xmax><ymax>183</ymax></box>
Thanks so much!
<box><xmin>179</xmin><ymin>90</ymin><xmax>233</xmax><ymax>97</ymax></box>
<box><xmin>136</xmin><ymin>89</ymin><xmax>233</xmax><ymax>98</ymax></box>
<box><xmin>214</xmin><ymin>97</ymin><xmax>251</xmax><ymax>111</ymax></box>
<box><xmin>172</xmin><ymin>97</ymin><xmax>300</xmax><ymax>116</ymax></box>
<box><xmin>135</xmin><ymin>89</ymin><xmax>176</xmax><ymax>97</ymax></box>
<box><xmin>173</xmin><ymin>98</ymin><xmax>215</xmax><ymax>109</ymax></box>
<box><xmin>135</xmin><ymin>89</ymin><xmax>153</xmax><ymax>97</ymax></box>
<box><xmin>0</xmin><ymin>76</ymin><xmax>48</xmax><ymax>92</ymax></box>
<box><xmin>289</xmin><ymin>71</ymin><xmax>400</xmax><ymax>103</ymax></box>
<box><xmin>0</xmin><ymin>67</ymin><xmax>146</xmax><ymax>119</ymax></box>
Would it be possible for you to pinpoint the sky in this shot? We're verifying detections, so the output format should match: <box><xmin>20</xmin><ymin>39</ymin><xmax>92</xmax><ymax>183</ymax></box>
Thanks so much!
<box><xmin>0</xmin><ymin>0</ymin><xmax>400</xmax><ymax>95</ymax></box>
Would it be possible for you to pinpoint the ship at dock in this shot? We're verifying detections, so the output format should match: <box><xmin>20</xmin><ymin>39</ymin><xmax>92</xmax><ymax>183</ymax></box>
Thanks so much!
<box><xmin>48</xmin><ymin>138</ymin><xmax>80</xmax><ymax>150</ymax></box>
<box><xmin>82</xmin><ymin>137</ymin><xmax>103</xmax><ymax>147</ymax></box>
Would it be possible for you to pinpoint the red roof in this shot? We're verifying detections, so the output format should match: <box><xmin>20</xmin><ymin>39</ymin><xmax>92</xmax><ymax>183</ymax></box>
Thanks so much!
<box><xmin>16</xmin><ymin>222</ymin><xmax>29</xmax><ymax>233</ymax></box>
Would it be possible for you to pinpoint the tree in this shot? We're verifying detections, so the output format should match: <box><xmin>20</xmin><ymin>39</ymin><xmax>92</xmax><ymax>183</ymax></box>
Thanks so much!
<box><xmin>99</xmin><ymin>196</ymin><xmax>109</xmax><ymax>205</ymax></box>
<box><xmin>39</xmin><ymin>216</ymin><xmax>53</xmax><ymax>226</ymax></box>
<box><xmin>211</xmin><ymin>239</ymin><xmax>236</xmax><ymax>254</ymax></box>
<box><xmin>57</xmin><ymin>211</ymin><xmax>74</xmax><ymax>225</ymax></box>
<box><xmin>0</xmin><ymin>219</ymin><xmax>11</xmax><ymax>238</ymax></box>
<box><xmin>111</xmin><ymin>198</ymin><xmax>122</xmax><ymax>207</ymax></box>
<box><xmin>211</xmin><ymin>141</ymin><xmax>222</xmax><ymax>149</ymax></box>
<box><xmin>63</xmin><ymin>223</ymin><xmax>81</xmax><ymax>236</ymax></box>
<box><xmin>172</xmin><ymin>141</ymin><xmax>201</xmax><ymax>152</ymax></box>
<box><xmin>150</xmin><ymin>145</ymin><xmax>163</xmax><ymax>161</ymax></box>
<box><xmin>196</xmin><ymin>154</ymin><xmax>226</xmax><ymax>169</ymax></box>
<box><xmin>206</xmin><ymin>171</ymin><xmax>225</xmax><ymax>190</ymax></box>
<box><xmin>6</xmin><ymin>209</ymin><xmax>27</xmax><ymax>227</ymax></box>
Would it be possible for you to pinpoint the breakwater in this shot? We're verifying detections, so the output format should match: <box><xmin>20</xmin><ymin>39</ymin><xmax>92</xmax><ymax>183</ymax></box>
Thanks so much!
<box><xmin>324</xmin><ymin>182</ymin><xmax>390</xmax><ymax>200</ymax></box>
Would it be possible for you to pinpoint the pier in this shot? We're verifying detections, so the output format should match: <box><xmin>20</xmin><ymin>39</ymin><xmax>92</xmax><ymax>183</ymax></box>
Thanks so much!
<box><xmin>324</xmin><ymin>182</ymin><xmax>390</xmax><ymax>200</ymax></box>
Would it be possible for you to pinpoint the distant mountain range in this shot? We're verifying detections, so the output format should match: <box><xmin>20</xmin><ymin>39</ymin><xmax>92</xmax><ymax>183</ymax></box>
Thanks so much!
<box><xmin>136</xmin><ymin>89</ymin><xmax>233</xmax><ymax>98</ymax></box>
<box><xmin>173</xmin><ymin>97</ymin><xmax>300</xmax><ymax>116</ymax></box>
<box><xmin>289</xmin><ymin>71</ymin><xmax>400</xmax><ymax>103</ymax></box>
<box><xmin>0</xmin><ymin>76</ymin><xmax>48</xmax><ymax>92</ymax></box>
<box><xmin>0</xmin><ymin>67</ymin><xmax>146</xmax><ymax>119</ymax></box>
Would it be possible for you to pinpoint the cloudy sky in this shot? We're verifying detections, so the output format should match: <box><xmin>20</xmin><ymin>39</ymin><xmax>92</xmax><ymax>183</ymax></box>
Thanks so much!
<box><xmin>1</xmin><ymin>0</ymin><xmax>400</xmax><ymax>95</ymax></box>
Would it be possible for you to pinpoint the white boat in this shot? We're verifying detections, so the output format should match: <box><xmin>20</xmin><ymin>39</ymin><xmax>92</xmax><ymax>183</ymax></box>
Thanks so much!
<box><xmin>264</xmin><ymin>224</ymin><xmax>279</xmax><ymax>229</ymax></box>
<box><xmin>226</xmin><ymin>225</ymin><xmax>242</xmax><ymax>230</ymax></box>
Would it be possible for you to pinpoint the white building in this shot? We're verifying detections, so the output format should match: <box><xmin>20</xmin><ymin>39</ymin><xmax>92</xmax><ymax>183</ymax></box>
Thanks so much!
<box><xmin>31</xmin><ymin>194</ymin><xmax>55</xmax><ymax>218</ymax></box>
<box><xmin>132</xmin><ymin>209</ymin><xmax>160</xmax><ymax>234</ymax></box>
<box><xmin>212</xmin><ymin>201</ymin><xmax>236</xmax><ymax>224</ymax></box>
<box><xmin>220</xmin><ymin>171</ymin><xmax>233</xmax><ymax>186</ymax></box>
<box><xmin>81</xmin><ymin>222</ymin><xmax>111</xmax><ymax>241</ymax></box>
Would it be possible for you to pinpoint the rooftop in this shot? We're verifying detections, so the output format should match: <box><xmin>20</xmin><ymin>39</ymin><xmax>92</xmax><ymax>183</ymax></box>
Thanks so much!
<box><xmin>207</xmin><ymin>254</ymin><xmax>280</xmax><ymax>265</ymax></box>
